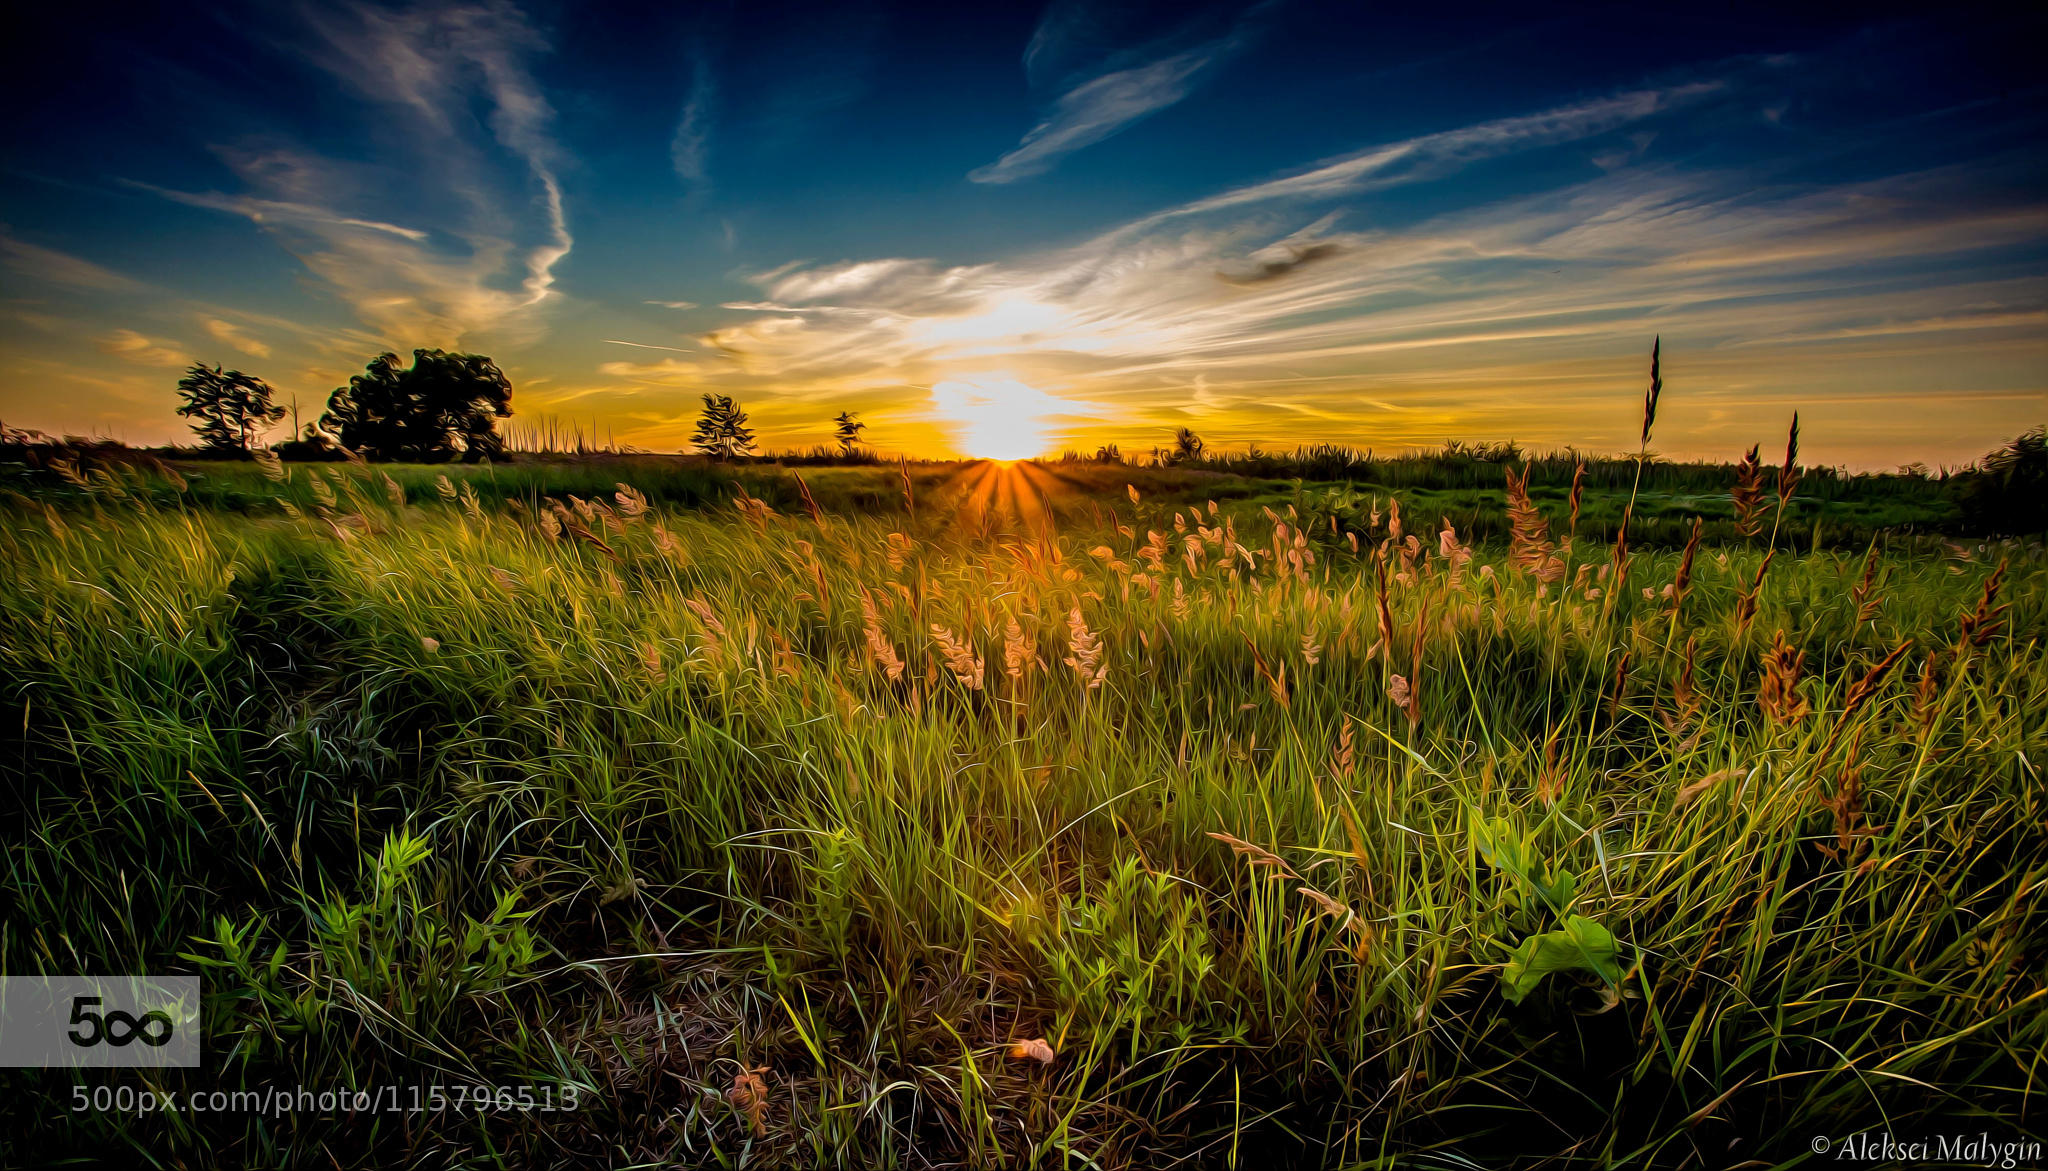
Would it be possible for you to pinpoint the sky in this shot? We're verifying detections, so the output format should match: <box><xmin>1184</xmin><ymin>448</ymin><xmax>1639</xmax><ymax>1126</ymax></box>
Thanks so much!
<box><xmin>1</xmin><ymin>0</ymin><xmax>2043</xmax><ymax>468</ymax></box>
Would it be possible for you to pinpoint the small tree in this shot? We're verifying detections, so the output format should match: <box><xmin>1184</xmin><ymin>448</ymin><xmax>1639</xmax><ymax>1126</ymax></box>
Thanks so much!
<box><xmin>176</xmin><ymin>364</ymin><xmax>285</xmax><ymax>456</ymax></box>
<box><xmin>1169</xmin><ymin>426</ymin><xmax>1205</xmax><ymax>465</ymax></box>
<box><xmin>693</xmin><ymin>394</ymin><xmax>757</xmax><ymax>460</ymax></box>
<box><xmin>833</xmin><ymin>411</ymin><xmax>867</xmax><ymax>457</ymax></box>
<box><xmin>321</xmin><ymin>349</ymin><xmax>513</xmax><ymax>462</ymax></box>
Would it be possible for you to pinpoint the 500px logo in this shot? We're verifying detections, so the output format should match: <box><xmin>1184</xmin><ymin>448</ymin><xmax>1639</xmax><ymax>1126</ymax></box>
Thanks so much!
<box><xmin>0</xmin><ymin>977</ymin><xmax>199</xmax><ymax>1068</ymax></box>
<box><xmin>67</xmin><ymin>996</ymin><xmax>175</xmax><ymax>1049</ymax></box>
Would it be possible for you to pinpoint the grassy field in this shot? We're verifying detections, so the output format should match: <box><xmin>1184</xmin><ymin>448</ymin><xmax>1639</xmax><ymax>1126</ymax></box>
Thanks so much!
<box><xmin>1</xmin><ymin>452</ymin><xmax>2043</xmax><ymax>1167</ymax></box>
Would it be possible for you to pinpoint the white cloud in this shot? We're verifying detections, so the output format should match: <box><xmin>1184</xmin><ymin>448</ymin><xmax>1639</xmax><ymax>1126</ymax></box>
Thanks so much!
<box><xmin>100</xmin><ymin>329</ymin><xmax>188</xmax><ymax>367</ymax></box>
<box><xmin>201</xmin><ymin>317</ymin><xmax>272</xmax><ymax>358</ymax></box>
<box><xmin>130</xmin><ymin>0</ymin><xmax>573</xmax><ymax>348</ymax></box>
<box><xmin>683</xmin><ymin>138</ymin><xmax>2048</xmax><ymax>461</ymax></box>
<box><xmin>597</xmin><ymin>357</ymin><xmax>706</xmax><ymax>382</ymax></box>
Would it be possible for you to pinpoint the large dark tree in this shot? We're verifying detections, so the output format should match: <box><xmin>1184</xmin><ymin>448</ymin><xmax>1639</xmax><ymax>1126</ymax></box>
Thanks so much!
<box><xmin>321</xmin><ymin>349</ymin><xmax>513</xmax><ymax>462</ymax></box>
<box><xmin>176</xmin><ymin>364</ymin><xmax>285</xmax><ymax>456</ymax></box>
<box><xmin>1956</xmin><ymin>425</ymin><xmax>2047</xmax><ymax>535</ymax></box>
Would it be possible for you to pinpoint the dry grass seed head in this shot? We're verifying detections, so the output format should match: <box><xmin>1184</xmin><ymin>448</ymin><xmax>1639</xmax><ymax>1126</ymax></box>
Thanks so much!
<box><xmin>1732</xmin><ymin>445</ymin><xmax>1766</xmax><ymax>537</ymax></box>
<box><xmin>1956</xmin><ymin>559</ymin><xmax>2010</xmax><ymax>654</ymax></box>
<box><xmin>727</xmin><ymin>1067</ymin><xmax>769</xmax><ymax>1137</ymax></box>
<box><xmin>1736</xmin><ymin>551</ymin><xmax>1773</xmax><ymax>633</ymax></box>
<box><xmin>1206</xmin><ymin>831</ymin><xmax>1299</xmax><ymax>879</ymax></box>
<box><xmin>1759</xmin><ymin>629</ymin><xmax>1810</xmax><ymax>726</ymax></box>
<box><xmin>930</xmin><ymin>624</ymin><xmax>986</xmax><ymax>689</ymax></box>
<box><xmin>1777</xmin><ymin>412</ymin><xmax>1802</xmax><ymax>505</ymax></box>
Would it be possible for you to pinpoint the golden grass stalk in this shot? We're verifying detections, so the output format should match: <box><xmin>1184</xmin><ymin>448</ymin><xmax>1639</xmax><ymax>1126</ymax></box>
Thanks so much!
<box><xmin>929</xmin><ymin>624</ymin><xmax>985</xmax><ymax>689</ymax></box>
<box><xmin>1567</xmin><ymin>460</ymin><xmax>1586</xmax><ymax>539</ymax></box>
<box><xmin>1332</xmin><ymin>721</ymin><xmax>1355</xmax><ymax>782</ymax></box>
<box><xmin>1758</xmin><ymin>629</ymin><xmax>1810</xmax><ymax>726</ymax></box>
<box><xmin>860</xmin><ymin>591</ymin><xmax>906</xmax><ymax>681</ymax></box>
<box><xmin>1956</xmin><ymin>559</ymin><xmax>2010</xmax><ymax>654</ymax></box>
<box><xmin>1064</xmin><ymin>607</ymin><xmax>1108</xmax><ymax>691</ymax></box>
<box><xmin>793</xmin><ymin>473</ymin><xmax>826</xmax><ymax>530</ymax></box>
<box><xmin>1816</xmin><ymin>737</ymin><xmax>1879</xmax><ymax>873</ymax></box>
<box><xmin>1206</xmin><ymin>831</ymin><xmax>1298</xmax><ymax>879</ymax></box>
<box><xmin>1849</xmin><ymin>541</ymin><xmax>1883</xmax><ymax>623</ymax></box>
<box><xmin>1673</xmin><ymin>634</ymin><xmax>1700</xmax><ymax>722</ymax></box>
<box><xmin>1732</xmin><ymin>445</ymin><xmax>1766</xmax><ymax>537</ymax></box>
<box><xmin>1642</xmin><ymin>335</ymin><xmax>1663</xmax><ymax>448</ymax></box>
<box><xmin>1296</xmin><ymin>885</ymin><xmax>1373</xmax><ymax>955</ymax></box>
<box><xmin>1671</xmin><ymin>516</ymin><xmax>1703</xmax><ymax>614</ymax></box>
<box><xmin>1606</xmin><ymin>648</ymin><xmax>1632</xmax><ymax>724</ymax></box>
<box><xmin>1735</xmin><ymin>551</ymin><xmax>1773</xmax><ymax>633</ymax></box>
<box><xmin>1776</xmin><ymin>412</ymin><xmax>1802</xmax><ymax>507</ymax></box>
<box><xmin>1813</xmin><ymin>639</ymin><xmax>1912</xmax><ymax>766</ymax></box>
<box><xmin>613</xmin><ymin>482</ymin><xmax>649</xmax><ymax>520</ymax></box>
<box><xmin>1002</xmin><ymin>617</ymin><xmax>1035</xmax><ymax>683</ymax></box>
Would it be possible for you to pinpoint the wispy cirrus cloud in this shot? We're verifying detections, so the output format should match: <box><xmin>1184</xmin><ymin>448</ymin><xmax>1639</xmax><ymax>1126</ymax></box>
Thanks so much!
<box><xmin>1128</xmin><ymin>80</ymin><xmax>1727</xmax><ymax>229</ymax></box>
<box><xmin>131</xmin><ymin>1</ymin><xmax>573</xmax><ymax>348</ymax></box>
<box><xmin>973</xmin><ymin>3</ymin><xmax>1275</xmax><ymax>184</ymax></box>
<box><xmin>971</xmin><ymin>47</ymin><xmax>1228</xmax><ymax>184</ymax></box>
<box><xmin>602</xmin><ymin>338</ymin><xmax>695</xmax><ymax>353</ymax></box>
<box><xmin>670</xmin><ymin>52</ymin><xmax>715</xmax><ymax>191</ymax></box>
<box><xmin>672</xmin><ymin>67</ymin><xmax>2047</xmax><ymax>465</ymax></box>
<box><xmin>0</xmin><ymin>230</ymin><xmax>149</xmax><ymax>294</ymax></box>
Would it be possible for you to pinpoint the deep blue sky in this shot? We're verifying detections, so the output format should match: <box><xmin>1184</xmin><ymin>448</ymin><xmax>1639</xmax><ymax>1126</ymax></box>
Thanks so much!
<box><xmin>2</xmin><ymin>0</ymin><xmax>2042</xmax><ymax>463</ymax></box>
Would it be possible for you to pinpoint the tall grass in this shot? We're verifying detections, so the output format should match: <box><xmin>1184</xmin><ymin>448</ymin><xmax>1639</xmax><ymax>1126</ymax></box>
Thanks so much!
<box><xmin>0</xmin><ymin>450</ymin><xmax>2041</xmax><ymax>1167</ymax></box>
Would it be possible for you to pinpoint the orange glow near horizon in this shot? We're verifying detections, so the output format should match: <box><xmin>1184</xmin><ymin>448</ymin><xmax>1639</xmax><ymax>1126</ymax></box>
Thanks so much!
<box><xmin>943</xmin><ymin>457</ymin><xmax>1075</xmax><ymax>537</ymax></box>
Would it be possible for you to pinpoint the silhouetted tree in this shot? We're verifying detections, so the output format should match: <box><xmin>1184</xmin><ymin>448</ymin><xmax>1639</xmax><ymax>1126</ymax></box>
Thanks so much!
<box><xmin>1169</xmin><ymin>426</ymin><xmax>1205</xmax><ymax>465</ymax></box>
<box><xmin>1955</xmin><ymin>426</ymin><xmax>2047</xmax><ymax>535</ymax></box>
<box><xmin>320</xmin><ymin>349</ymin><xmax>512</xmax><ymax>462</ymax></box>
<box><xmin>693</xmin><ymin>394</ymin><xmax>757</xmax><ymax>460</ymax></box>
<box><xmin>833</xmin><ymin>410</ymin><xmax>866</xmax><ymax>457</ymax></box>
<box><xmin>176</xmin><ymin>364</ymin><xmax>285</xmax><ymax>456</ymax></box>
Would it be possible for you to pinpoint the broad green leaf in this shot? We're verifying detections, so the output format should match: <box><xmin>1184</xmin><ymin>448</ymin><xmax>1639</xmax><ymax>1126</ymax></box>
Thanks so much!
<box><xmin>1500</xmin><ymin>915</ymin><xmax>1622</xmax><ymax>1004</ymax></box>
<box><xmin>1530</xmin><ymin>868</ymin><xmax>1579</xmax><ymax>915</ymax></box>
<box><xmin>1469</xmin><ymin>811</ymin><xmax>1532</xmax><ymax>884</ymax></box>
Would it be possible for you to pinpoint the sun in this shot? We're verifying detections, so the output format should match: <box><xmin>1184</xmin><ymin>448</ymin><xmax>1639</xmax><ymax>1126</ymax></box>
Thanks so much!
<box><xmin>929</xmin><ymin>377</ymin><xmax>1067</xmax><ymax>461</ymax></box>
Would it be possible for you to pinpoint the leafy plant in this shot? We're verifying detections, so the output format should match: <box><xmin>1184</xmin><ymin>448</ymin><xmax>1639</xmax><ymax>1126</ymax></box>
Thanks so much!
<box><xmin>1499</xmin><ymin>916</ymin><xmax>1623</xmax><ymax>1004</ymax></box>
<box><xmin>1469</xmin><ymin>810</ymin><xmax>1625</xmax><ymax>1003</ymax></box>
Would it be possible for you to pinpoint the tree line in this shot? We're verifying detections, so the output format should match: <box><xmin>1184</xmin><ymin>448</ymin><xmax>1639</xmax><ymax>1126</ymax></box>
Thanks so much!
<box><xmin>173</xmin><ymin>352</ymin><xmax>868</xmax><ymax>463</ymax></box>
<box><xmin>175</xmin><ymin>350</ymin><xmax>511</xmax><ymax>463</ymax></box>
<box><xmin>163</xmin><ymin>351</ymin><xmax>2044</xmax><ymax>535</ymax></box>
